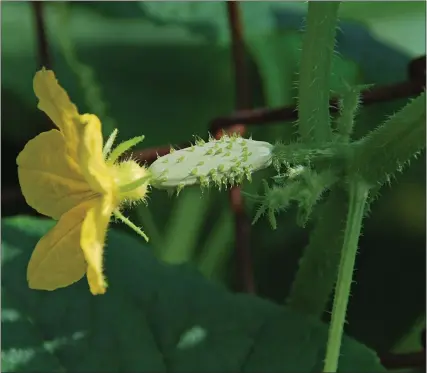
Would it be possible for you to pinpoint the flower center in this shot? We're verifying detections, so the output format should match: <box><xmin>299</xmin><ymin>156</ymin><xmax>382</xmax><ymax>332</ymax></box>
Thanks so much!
<box><xmin>111</xmin><ymin>160</ymin><xmax>149</xmax><ymax>203</ymax></box>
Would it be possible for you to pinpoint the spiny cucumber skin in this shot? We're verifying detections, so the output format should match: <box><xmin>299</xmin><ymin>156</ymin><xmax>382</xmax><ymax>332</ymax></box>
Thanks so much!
<box><xmin>149</xmin><ymin>135</ymin><xmax>273</xmax><ymax>190</ymax></box>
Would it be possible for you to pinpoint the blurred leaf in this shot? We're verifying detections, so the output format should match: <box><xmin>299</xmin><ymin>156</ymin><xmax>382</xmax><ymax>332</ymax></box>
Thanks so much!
<box><xmin>1</xmin><ymin>2</ymin><xmax>237</xmax><ymax>145</ymax></box>
<box><xmin>161</xmin><ymin>188</ymin><xmax>211</xmax><ymax>263</ymax></box>
<box><xmin>197</xmin><ymin>207</ymin><xmax>234</xmax><ymax>281</ymax></box>
<box><xmin>2</xmin><ymin>1</ymin><xmax>423</xmax><ymax>143</ymax></box>
<box><xmin>137</xmin><ymin>1</ymin><xmax>426</xmax><ymax>57</ymax></box>
<box><xmin>2</xmin><ymin>216</ymin><xmax>385</xmax><ymax>372</ymax></box>
<box><xmin>392</xmin><ymin>315</ymin><xmax>425</xmax><ymax>354</ymax></box>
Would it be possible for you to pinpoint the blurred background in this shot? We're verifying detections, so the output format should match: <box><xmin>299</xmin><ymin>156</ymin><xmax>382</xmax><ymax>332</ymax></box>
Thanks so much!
<box><xmin>2</xmin><ymin>1</ymin><xmax>425</xmax><ymax>366</ymax></box>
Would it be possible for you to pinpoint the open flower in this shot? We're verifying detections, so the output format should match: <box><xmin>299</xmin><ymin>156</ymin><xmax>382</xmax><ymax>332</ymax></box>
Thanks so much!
<box><xmin>17</xmin><ymin>68</ymin><xmax>150</xmax><ymax>295</ymax></box>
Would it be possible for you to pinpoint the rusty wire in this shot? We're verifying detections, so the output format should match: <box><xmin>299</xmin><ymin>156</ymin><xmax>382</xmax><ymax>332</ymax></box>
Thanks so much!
<box><xmin>2</xmin><ymin>2</ymin><xmax>426</xmax><ymax>370</ymax></box>
<box><xmin>134</xmin><ymin>56</ymin><xmax>426</xmax><ymax>165</ymax></box>
<box><xmin>222</xmin><ymin>1</ymin><xmax>255</xmax><ymax>294</ymax></box>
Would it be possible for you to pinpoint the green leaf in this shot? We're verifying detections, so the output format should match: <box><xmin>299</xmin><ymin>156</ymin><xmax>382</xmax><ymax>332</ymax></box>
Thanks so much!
<box><xmin>2</xmin><ymin>216</ymin><xmax>385</xmax><ymax>372</ymax></box>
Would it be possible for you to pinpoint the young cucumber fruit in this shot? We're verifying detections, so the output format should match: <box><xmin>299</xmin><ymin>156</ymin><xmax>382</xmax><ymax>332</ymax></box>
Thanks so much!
<box><xmin>149</xmin><ymin>135</ymin><xmax>273</xmax><ymax>191</ymax></box>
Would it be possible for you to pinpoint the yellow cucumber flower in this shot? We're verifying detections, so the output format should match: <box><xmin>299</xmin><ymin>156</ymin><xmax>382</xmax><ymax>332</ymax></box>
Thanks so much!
<box><xmin>17</xmin><ymin>68</ymin><xmax>150</xmax><ymax>295</ymax></box>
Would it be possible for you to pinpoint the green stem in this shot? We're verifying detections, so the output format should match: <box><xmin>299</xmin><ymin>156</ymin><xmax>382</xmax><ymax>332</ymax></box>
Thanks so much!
<box><xmin>298</xmin><ymin>2</ymin><xmax>340</xmax><ymax>143</ymax></box>
<box><xmin>335</xmin><ymin>85</ymin><xmax>363</xmax><ymax>143</ymax></box>
<box><xmin>272</xmin><ymin>142</ymin><xmax>344</xmax><ymax>163</ymax></box>
<box><xmin>286</xmin><ymin>188</ymin><xmax>348</xmax><ymax>316</ymax></box>
<box><xmin>323</xmin><ymin>181</ymin><xmax>369</xmax><ymax>372</ymax></box>
<box><xmin>271</xmin><ymin>142</ymin><xmax>348</xmax><ymax>175</ymax></box>
<box><xmin>350</xmin><ymin>92</ymin><xmax>426</xmax><ymax>186</ymax></box>
<box><xmin>197</xmin><ymin>209</ymin><xmax>234</xmax><ymax>281</ymax></box>
<box><xmin>161</xmin><ymin>188</ymin><xmax>210</xmax><ymax>264</ymax></box>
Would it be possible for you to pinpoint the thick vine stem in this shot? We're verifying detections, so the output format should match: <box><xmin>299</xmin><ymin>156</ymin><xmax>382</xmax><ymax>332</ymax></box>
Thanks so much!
<box><xmin>286</xmin><ymin>188</ymin><xmax>348</xmax><ymax>317</ymax></box>
<box><xmin>323</xmin><ymin>180</ymin><xmax>369</xmax><ymax>372</ymax></box>
<box><xmin>298</xmin><ymin>2</ymin><xmax>341</xmax><ymax>143</ymax></box>
<box><xmin>350</xmin><ymin>92</ymin><xmax>426</xmax><ymax>186</ymax></box>
<box><xmin>271</xmin><ymin>142</ymin><xmax>349</xmax><ymax>175</ymax></box>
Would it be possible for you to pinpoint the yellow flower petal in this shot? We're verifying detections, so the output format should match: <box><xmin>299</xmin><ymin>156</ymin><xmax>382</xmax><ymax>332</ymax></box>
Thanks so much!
<box><xmin>80</xmin><ymin>194</ymin><xmax>115</xmax><ymax>295</ymax></box>
<box><xmin>33</xmin><ymin>68</ymin><xmax>83</xmax><ymax>158</ymax></box>
<box><xmin>78</xmin><ymin>114</ymin><xmax>114</xmax><ymax>195</ymax></box>
<box><xmin>27</xmin><ymin>201</ymin><xmax>95</xmax><ymax>291</ymax></box>
<box><xmin>17</xmin><ymin>130</ymin><xmax>95</xmax><ymax>219</ymax></box>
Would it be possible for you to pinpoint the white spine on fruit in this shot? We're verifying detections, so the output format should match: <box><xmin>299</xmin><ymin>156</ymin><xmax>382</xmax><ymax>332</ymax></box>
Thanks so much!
<box><xmin>148</xmin><ymin>135</ymin><xmax>273</xmax><ymax>190</ymax></box>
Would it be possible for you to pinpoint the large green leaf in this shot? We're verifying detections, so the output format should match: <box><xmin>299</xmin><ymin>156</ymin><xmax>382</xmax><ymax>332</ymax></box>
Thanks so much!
<box><xmin>2</xmin><ymin>216</ymin><xmax>385</xmax><ymax>372</ymax></box>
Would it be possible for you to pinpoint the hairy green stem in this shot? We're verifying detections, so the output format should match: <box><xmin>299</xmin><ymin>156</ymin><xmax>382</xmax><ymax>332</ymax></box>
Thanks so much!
<box><xmin>350</xmin><ymin>92</ymin><xmax>426</xmax><ymax>186</ymax></box>
<box><xmin>286</xmin><ymin>82</ymin><xmax>364</xmax><ymax>317</ymax></box>
<box><xmin>286</xmin><ymin>188</ymin><xmax>348</xmax><ymax>316</ymax></box>
<box><xmin>271</xmin><ymin>142</ymin><xmax>348</xmax><ymax>176</ymax></box>
<box><xmin>298</xmin><ymin>2</ymin><xmax>340</xmax><ymax>143</ymax></box>
<box><xmin>323</xmin><ymin>181</ymin><xmax>369</xmax><ymax>372</ymax></box>
<box><xmin>336</xmin><ymin>85</ymin><xmax>363</xmax><ymax>143</ymax></box>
